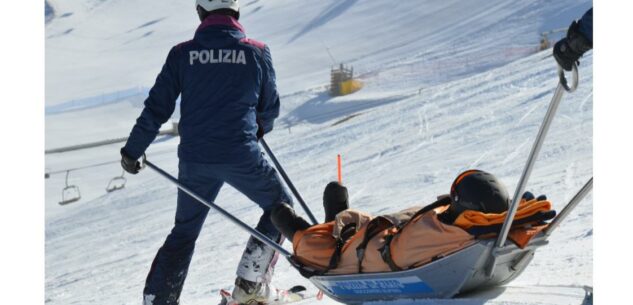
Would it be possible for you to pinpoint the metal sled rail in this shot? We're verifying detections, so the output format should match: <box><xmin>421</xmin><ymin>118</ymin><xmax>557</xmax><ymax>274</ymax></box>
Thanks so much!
<box><xmin>144</xmin><ymin>159</ymin><xmax>292</xmax><ymax>258</ymax></box>
<box><xmin>260</xmin><ymin>138</ymin><xmax>319</xmax><ymax>225</ymax></box>
<box><xmin>486</xmin><ymin>64</ymin><xmax>581</xmax><ymax>276</ymax></box>
<box><xmin>310</xmin><ymin>237</ymin><xmax>547</xmax><ymax>303</ymax></box>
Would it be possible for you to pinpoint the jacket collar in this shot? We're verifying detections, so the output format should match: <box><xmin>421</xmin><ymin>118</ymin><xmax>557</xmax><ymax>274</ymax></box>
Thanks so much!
<box><xmin>196</xmin><ymin>14</ymin><xmax>245</xmax><ymax>33</ymax></box>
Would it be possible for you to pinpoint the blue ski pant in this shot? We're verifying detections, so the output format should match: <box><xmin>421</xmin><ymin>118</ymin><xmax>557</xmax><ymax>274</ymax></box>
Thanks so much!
<box><xmin>143</xmin><ymin>155</ymin><xmax>292</xmax><ymax>305</ymax></box>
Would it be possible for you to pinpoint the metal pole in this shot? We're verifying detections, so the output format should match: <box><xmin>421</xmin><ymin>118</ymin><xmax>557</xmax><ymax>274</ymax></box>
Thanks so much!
<box><xmin>544</xmin><ymin>177</ymin><xmax>593</xmax><ymax>237</ymax></box>
<box><xmin>144</xmin><ymin>159</ymin><xmax>292</xmax><ymax>258</ymax></box>
<box><xmin>485</xmin><ymin>64</ymin><xmax>579</xmax><ymax>277</ymax></box>
<box><xmin>494</xmin><ymin>64</ymin><xmax>578</xmax><ymax>249</ymax></box>
<box><xmin>260</xmin><ymin>139</ymin><xmax>319</xmax><ymax>225</ymax></box>
<box><xmin>494</xmin><ymin>83</ymin><xmax>565</xmax><ymax>248</ymax></box>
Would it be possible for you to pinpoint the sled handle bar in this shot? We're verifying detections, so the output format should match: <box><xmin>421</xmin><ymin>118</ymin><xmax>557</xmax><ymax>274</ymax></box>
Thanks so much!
<box><xmin>260</xmin><ymin>138</ymin><xmax>319</xmax><ymax>225</ymax></box>
<box><xmin>559</xmin><ymin>64</ymin><xmax>579</xmax><ymax>93</ymax></box>
<box><xmin>544</xmin><ymin>177</ymin><xmax>593</xmax><ymax>237</ymax></box>
<box><xmin>144</xmin><ymin>159</ymin><xmax>293</xmax><ymax>258</ymax></box>
<box><xmin>487</xmin><ymin>63</ymin><xmax>579</xmax><ymax>276</ymax></box>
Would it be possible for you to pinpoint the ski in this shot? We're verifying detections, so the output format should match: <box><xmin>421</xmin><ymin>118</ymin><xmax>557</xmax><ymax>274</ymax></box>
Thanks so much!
<box><xmin>219</xmin><ymin>285</ymin><xmax>310</xmax><ymax>305</ymax></box>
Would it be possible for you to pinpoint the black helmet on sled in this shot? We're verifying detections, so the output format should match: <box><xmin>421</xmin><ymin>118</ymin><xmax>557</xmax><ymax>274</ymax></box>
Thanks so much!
<box><xmin>449</xmin><ymin>170</ymin><xmax>509</xmax><ymax>216</ymax></box>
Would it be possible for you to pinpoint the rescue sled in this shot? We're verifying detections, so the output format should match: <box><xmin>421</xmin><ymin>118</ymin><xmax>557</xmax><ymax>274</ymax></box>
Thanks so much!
<box><xmin>308</xmin><ymin>177</ymin><xmax>591</xmax><ymax>303</ymax></box>
<box><xmin>305</xmin><ymin>65</ymin><xmax>589</xmax><ymax>303</ymax></box>
<box><xmin>143</xmin><ymin>64</ymin><xmax>593</xmax><ymax>304</ymax></box>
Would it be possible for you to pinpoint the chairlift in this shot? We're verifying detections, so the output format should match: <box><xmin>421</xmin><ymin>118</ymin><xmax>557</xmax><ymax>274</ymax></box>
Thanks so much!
<box><xmin>106</xmin><ymin>170</ymin><xmax>127</xmax><ymax>193</ymax></box>
<box><xmin>59</xmin><ymin>170</ymin><xmax>81</xmax><ymax>205</ymax></box>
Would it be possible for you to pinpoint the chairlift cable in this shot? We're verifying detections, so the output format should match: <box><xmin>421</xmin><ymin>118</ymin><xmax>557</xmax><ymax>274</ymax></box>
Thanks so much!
<box><xmin>46</xmin><ymin>146</ymin><xmax>175</xmax><ymax>176</ymax></box>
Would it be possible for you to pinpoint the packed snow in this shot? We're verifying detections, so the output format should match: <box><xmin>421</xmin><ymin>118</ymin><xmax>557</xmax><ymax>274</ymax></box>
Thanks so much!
<box><xmin>45</xmin><ymin>0</ymin><xmax>593</xmax><ymax>304</ymax></box>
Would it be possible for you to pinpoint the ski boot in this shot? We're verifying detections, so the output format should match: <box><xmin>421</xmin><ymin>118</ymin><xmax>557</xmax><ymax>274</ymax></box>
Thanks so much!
<box><xmin>323</xmin><ymin>181</ymin><xmax>349</xmax><ymax>222</ymax></box>
<box><xmin>220</xmin><ymin>279</ymin><xmax>307</xmax><ymax>305</ymax></box>
<box><xmin>230</xmin><ymin>277</ymin><xmax>272</xmax><ymax>305</ymax></box>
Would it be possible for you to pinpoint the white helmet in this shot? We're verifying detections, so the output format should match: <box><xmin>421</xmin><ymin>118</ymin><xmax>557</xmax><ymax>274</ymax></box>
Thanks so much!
<box><xmin>196</xmin><ymin>0</ymin><xmax>239</xmax><ymax>13</ymax></box>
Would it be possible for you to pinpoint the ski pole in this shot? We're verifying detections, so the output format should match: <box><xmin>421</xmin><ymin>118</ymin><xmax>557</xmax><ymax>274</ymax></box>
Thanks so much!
<box><xmin>260</xmin><ymin>138</ymin><xmax>319</xmax><ymax>225</ymax></box>
<box><xmin>544</xmin><ymin>177</ymin><xmax>593</xmax><ymax>237</ymax></box>
<box><xmin>486</xmin><ymin>63</ymin><xmax>578</xmax><ymax>276</ymax></box>
<box><xmin>144</xmin><ymin>159</ymin><xmax>292</xmax><ymax>258</ymax></box>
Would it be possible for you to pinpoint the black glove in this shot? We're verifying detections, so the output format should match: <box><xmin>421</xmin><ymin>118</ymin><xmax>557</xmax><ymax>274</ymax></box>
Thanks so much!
<box><xmin>522</xmin><ymin>191</ymin><xmax>547</xmax><ymax>201</ymax></box>
<box><xmin>120</xmin><ymin>148</ymin><xmax>142</xmax><ymax>175</ymax></box>
<box><xmin>256</xmin><ymin>118</ymin><xmax>265</xmax><ymax>140</ymax></box>
<box><xmin>553</xmin><ymin>20</ymin><xmax>592</xmax><ymax>71</ymax></box>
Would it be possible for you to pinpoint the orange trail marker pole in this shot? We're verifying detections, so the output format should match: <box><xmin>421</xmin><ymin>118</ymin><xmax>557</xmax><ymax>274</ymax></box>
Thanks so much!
<box><xmin>337</xmin><ymin>154</ymin><xmax>343</xmax><ymax>184</ymax></box>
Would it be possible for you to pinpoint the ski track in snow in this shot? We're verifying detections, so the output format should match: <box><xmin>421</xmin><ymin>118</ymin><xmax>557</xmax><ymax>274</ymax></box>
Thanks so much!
<box><xmin>45</xmin><ymin>1</ymin><xmax>592</xmax><ymax>304</ymax></box>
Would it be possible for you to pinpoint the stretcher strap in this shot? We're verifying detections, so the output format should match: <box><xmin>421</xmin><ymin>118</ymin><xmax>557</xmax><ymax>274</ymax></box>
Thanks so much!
<box><xmin>287</xmin><ymin>255</ymin><xmax>324</xmax><ymax>278</ymax></box>
<box><xmin>397</xmin><ymin>196</ymin><xmax>452</xmax><ymax>231</ymax></box>
<box><xmin>375</xmin><ymin>196</ymin><xmax>452</xmax><ymax>272</ymax></box>
<box><xmin>355</xmin><ymin>217</ymin><xmax>393</xmax><ymax>273</ymax></box>
<box><xmin>323</xmin><ymin>223</ymin><xmax>357</xmax><ymax>274</ymax></box>
<box><xmin>379</xmin><ymin>234</ymin><xmax>402</xmax><ymax>272</ymax></box>
<box><xmin>326</xmin><ymin>238</ymin><xmax>345</xmax><ymax>272</ymax></box>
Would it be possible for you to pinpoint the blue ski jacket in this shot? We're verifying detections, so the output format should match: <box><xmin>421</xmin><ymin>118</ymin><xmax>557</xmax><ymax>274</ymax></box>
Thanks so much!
<box><xmin>123</xmin><ymin>15</ymin><xmax>280</xmax><ymax>163</ymax></box>
<box><xmin>578</xmin><ymin>8</ymin><xmax>593</xmax><ymax>43</ymax></box>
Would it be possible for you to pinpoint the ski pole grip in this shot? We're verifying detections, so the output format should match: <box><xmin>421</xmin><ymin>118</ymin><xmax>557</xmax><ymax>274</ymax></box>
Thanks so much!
<box><xmin>558</xmin><ymin>63</ymin><xmax>578</xmax><ymax>93</ymax></box>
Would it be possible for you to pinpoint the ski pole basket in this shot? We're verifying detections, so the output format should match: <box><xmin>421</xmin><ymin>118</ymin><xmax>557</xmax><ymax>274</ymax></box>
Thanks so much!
<box><xmin>59</xmin><ymin>170</ymin><xmax>81</xmax><ymax>205</ymax></box>
<box><xmin>106</xmin><ymin>170</ymin><xmax>127</xmax><ymax>193</ymax></box>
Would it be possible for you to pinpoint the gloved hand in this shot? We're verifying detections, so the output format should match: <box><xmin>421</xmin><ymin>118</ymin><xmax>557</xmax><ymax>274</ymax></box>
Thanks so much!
<box><xmin>553</xmin><ymin>20</ymin><xmax>592</xmax><ymax>71</ymax></box>
<box><xmin>120</xmin><ymin>148</ymin><xmax>143</xmax><ymax>174</ymax></box>
<box><xmin>256</xmin><ymin>118</ymin><xmax>265</xmax><ymax>140</ymax></box>
<box><xmin>522</xmin><ymin>191</ymin><xmax>547</xmax><ymax>201</ymax></box>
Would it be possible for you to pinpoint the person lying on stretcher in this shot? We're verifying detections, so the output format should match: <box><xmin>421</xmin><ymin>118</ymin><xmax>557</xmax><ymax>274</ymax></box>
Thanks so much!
<box><xmin>270</xmin><ymin>170</ymin><xmax>556</xmax><ymax>275</ymax></box>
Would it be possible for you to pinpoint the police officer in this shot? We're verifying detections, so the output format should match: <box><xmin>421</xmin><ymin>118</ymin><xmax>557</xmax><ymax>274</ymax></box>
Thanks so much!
<box><xmin>120</xmin><ymin>1</ymin><xmax>292</xmax><ymax>304</ymax></box>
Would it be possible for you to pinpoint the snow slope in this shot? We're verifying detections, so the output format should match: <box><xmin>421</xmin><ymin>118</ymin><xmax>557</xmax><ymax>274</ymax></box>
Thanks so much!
<box><xmin>45</xmin><ymin>0</ymin><xmax>589</xmax><ymax>105</ymax></box>
<box><xmin>45</xmin><ymin>1</ymin><xmax>593</xmax><ymax>304</ymax></box>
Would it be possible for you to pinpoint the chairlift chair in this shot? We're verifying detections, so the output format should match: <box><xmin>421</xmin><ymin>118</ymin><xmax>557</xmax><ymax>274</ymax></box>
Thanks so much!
<box><xmin>59</xmin><ymin>170</ymin><xmax>81</xmax><ymax>205</ymax></box>
<box><xmin>106</xmin><ymin>170</ymin><xmax>127</xmax><ymax>193</ymax></box>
